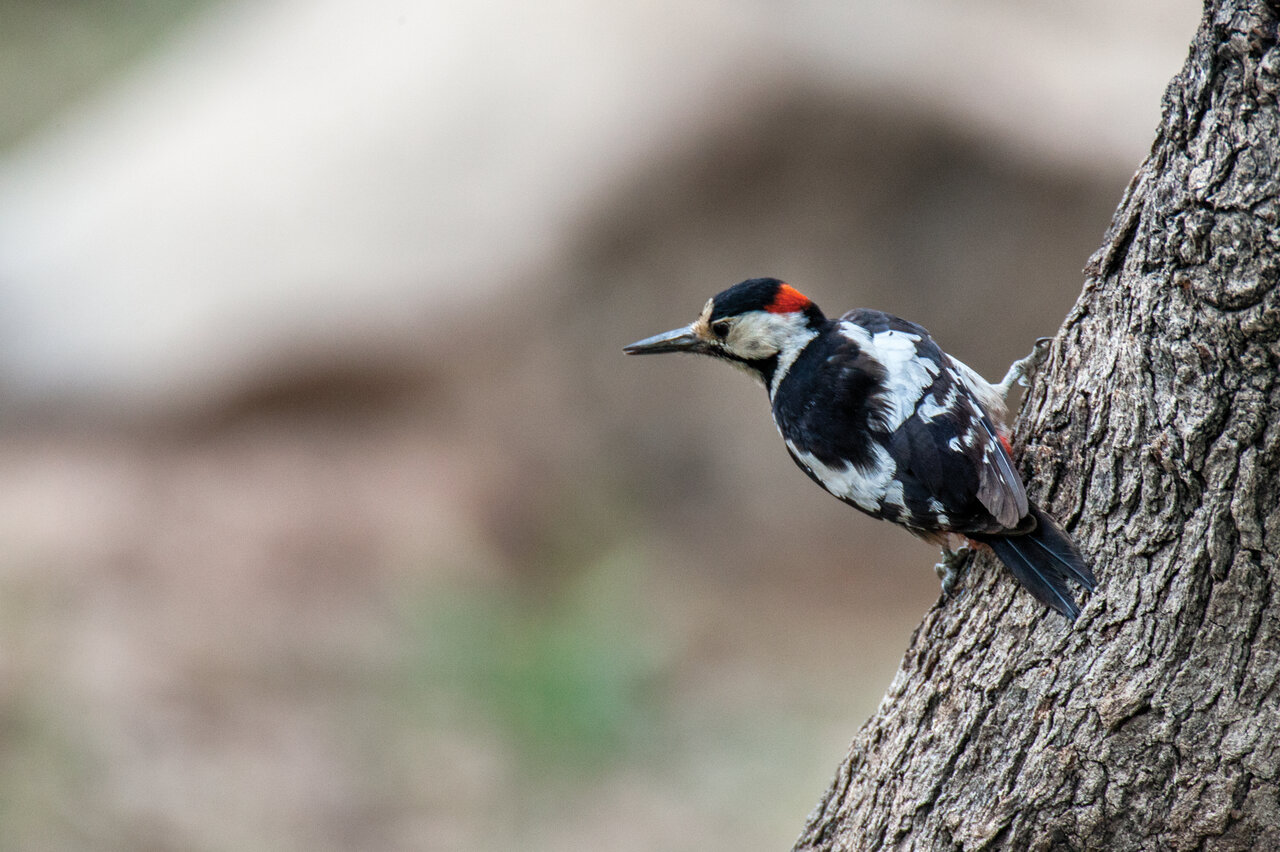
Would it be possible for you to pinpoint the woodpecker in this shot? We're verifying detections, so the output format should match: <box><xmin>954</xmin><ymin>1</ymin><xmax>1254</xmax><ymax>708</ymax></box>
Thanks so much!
<box><xmin>624</xmin><ymin>277</ymin><xmax>1096</xmax><ymax>621</ymax></box>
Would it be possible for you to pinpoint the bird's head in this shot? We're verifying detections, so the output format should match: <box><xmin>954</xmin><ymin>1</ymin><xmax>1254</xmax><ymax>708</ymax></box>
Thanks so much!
<box><xmin>624</xmin><ymin>278</ymin><xmax>826</xmax><ymax>384</ymax></box>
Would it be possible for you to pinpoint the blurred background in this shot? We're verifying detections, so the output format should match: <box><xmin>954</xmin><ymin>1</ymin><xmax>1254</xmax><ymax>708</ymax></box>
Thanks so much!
<box><xmin>0</xmin><ymin>1</ymin><xmax>1199</xmax><ymax>849</ymax></box>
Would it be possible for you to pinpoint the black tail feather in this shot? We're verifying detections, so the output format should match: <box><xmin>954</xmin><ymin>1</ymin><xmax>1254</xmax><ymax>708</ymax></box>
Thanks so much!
<box><xmin>973</xmin><ymin>504</ymin><xmax>1096</xmax><ymax>621</ymax></box>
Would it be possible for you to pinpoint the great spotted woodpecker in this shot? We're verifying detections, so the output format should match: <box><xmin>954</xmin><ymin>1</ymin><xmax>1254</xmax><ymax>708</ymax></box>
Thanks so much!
<box><xmin>625</xmin><ymin>277</ymin><xmax>1096</xmax><ymax>621</ymax></box>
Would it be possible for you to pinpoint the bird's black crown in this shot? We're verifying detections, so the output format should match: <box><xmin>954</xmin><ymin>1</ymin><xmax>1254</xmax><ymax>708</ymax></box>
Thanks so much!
<box><xmin>710</xmin><ymin>277</ymin><xmax>825</xmax><ymax>324</ymax></box>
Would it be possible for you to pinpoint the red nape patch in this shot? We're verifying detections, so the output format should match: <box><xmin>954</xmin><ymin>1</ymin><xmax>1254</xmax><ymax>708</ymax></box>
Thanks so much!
<box><xmin>999</xmin><ymin>434</ymin><xmax>1014</xmax><ymax>456</ymax></box>
<box><xmin>766</xmin><ymin>283</ymin><xmax>812</xmax><ymax>314</ymax></box>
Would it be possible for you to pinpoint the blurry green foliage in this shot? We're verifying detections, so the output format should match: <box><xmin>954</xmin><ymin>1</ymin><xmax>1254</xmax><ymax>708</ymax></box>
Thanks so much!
<box><xmin>406</xmin><ymin>547</ymin><xmax>664</xmax><ymax>770</ymax></box>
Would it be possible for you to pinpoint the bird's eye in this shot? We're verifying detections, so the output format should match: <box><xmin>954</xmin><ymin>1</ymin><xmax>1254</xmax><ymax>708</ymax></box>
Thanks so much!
<box><xmin>711</xmin><ymin>320</ymin><xmax>731</xmax><ymax>339</ymax></box>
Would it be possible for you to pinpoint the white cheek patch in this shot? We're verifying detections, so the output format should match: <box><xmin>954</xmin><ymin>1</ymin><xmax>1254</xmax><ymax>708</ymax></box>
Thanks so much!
<box><xmin>724</xmin><ymin>313</ymin><xmax>775</xmax><ymax>359</ymax></box>
<box><xmin>708</xmin><ymin>310</ymin><xmax>818</xmax><ymax>397</ymax></box>
<box><xmin>728</xmin><ymin>311</ymin><xmax>814</xmax><ymax>360</ymax></box>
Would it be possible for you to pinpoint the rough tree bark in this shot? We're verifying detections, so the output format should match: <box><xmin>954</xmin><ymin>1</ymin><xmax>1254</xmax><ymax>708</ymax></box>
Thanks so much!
<box><xmin>795</xmin><ymin>3</ymin><xmax>1280</xmax><ymax>850</ymax></box>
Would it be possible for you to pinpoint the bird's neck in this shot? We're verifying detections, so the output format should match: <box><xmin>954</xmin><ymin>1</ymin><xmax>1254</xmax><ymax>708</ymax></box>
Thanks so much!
<box><xmin>765</xmin><ymin>323</ymin><xmax>823</xmax><ymax>399</ymax></box>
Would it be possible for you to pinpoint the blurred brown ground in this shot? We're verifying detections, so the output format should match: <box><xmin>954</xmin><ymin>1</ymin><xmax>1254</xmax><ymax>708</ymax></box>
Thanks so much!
<box><xmin>0</xmin><ymin>2</ymin><xmax>1197</xmax><ymax>850</ymax></box>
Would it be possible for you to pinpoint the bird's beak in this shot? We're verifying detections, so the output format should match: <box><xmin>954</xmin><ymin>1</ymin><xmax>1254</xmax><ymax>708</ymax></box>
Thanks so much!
<box><xmin>623</xmin><ymin>325</ymin><xmax>703</xmax><ymax>355</ymax></box>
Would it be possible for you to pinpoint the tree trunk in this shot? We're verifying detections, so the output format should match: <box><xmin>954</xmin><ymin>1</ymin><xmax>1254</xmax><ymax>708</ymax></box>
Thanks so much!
<box><xmin>794</xmin><ymin>3</ymin><xmax>1280</xmax><ymax>850</ymax></box>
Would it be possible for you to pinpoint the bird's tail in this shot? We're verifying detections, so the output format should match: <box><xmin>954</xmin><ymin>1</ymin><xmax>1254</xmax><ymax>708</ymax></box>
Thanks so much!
<box><xmin>973</xmin><ymin>503</ymin><xmax>1097</xmax><ymax>621</ymax></box>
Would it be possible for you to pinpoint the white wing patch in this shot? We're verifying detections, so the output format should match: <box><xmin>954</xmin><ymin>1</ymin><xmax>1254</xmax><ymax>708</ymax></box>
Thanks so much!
<box><xmin>839</xmin><ymin>322</ymin><xmax>941</xmax><ymax>431</ymax></box>
<box><xmin>916</xmin><ymin>383</ymin><xmax>959</xmax><ymax>422</ymax></box>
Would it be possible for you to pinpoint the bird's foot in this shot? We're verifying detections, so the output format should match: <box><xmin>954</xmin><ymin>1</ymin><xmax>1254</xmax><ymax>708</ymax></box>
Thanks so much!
<box><xmin>935</xmin><ymin>545</ymin><xmax>975</xmax><ymax>599</ymax></box>
<box><xmin>995</xmin><ymin>337</ymin><xmax>1053</xmax><ymax>400</ymax></box>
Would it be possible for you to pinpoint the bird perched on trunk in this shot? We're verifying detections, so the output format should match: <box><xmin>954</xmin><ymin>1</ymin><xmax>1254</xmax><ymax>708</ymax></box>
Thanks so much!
<box><xmin>624</xmin><ymin>277</ymin><xmax>1096</xmax><ymax>621</ymax></box>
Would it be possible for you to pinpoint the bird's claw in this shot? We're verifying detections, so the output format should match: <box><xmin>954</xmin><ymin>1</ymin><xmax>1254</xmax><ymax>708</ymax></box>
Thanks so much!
<box><xmin>996</xmin><ymin>337</ymin><xmax>1053</xmax><ymax>399</ymax></box>
<box><xmin>935</xmin><ymin>545</ymin><xmax>975</xmax><ymax>599</ymax></box>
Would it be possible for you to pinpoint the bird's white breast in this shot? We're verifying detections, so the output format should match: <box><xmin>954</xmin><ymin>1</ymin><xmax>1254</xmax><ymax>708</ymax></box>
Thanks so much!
<box><xmin>783</xmin><ymin>438</ymin><xmax>903</xmax><ymax>514</ymax></box>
